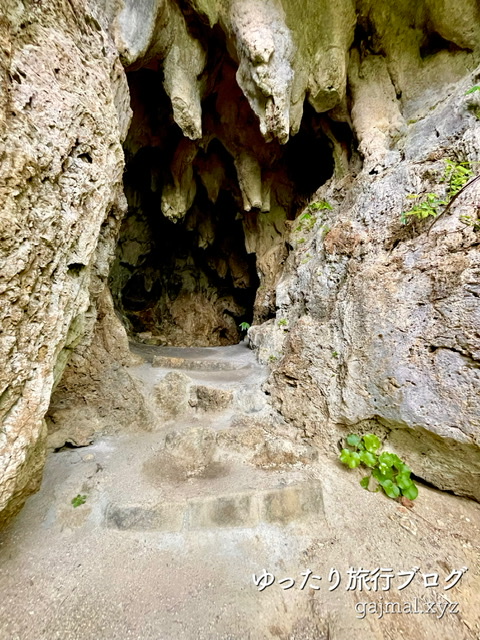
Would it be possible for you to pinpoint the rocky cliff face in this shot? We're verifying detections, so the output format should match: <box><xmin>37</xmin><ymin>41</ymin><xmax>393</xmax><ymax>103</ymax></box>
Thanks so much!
<box><xmin>0</xmin><ymin>0</ymin><xmax>132</xmax><ymax>525</ymax></box>
<box><xmin>1</xmin><ymin>0</ymin><xmax>480</xmax><ymax>525</ymax></box>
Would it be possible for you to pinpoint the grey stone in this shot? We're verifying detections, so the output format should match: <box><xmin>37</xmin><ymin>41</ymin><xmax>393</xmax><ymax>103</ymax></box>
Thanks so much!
<box><xmin>260</xmin><ymin>483</ymin><xmax>324</xmax><ymax>525</ymax></box>
<box><xmin>189</xmin><ymin>385</ymin><xmax>233</xmax><ymax>412</ymax></box>
<box><xmin>104</xmin><ymin>502</ymin><xmax>184</xmax><ymax>531</ymax></box>
<box><xmin>154</xmin><ymin>372</ymin><xmax>192</xmax><ymax>419</ymax></box>
<box><xmin>187</xmin><ymin>493</ymin><xmax>258</xmax><ymax>529</ymax></box>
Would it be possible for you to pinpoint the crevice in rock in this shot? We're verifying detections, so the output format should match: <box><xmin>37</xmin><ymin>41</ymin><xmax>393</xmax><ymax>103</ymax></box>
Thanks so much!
<box><xmin>420</xmin><ymin>32</ymin><xmax>471</xmax><ymax>59</ymax></box>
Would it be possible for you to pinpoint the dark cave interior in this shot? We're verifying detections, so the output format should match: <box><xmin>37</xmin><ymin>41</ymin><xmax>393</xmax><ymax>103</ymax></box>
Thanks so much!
<box><xmin>109</xmin><ymin>38</ymin><xmax>351</xmax><ymax>347</ymax></box>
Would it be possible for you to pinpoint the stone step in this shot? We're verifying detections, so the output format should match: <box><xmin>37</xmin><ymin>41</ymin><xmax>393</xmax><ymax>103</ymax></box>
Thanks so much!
<box><xmin>151</xmin><ymin>355</ymin><xmax>252</xmax><ymax>371</ymax></box>
<box><xmin>104</xmin><ymin>481</ymin><xmax>324</xmax><ymax>532</ymax></box>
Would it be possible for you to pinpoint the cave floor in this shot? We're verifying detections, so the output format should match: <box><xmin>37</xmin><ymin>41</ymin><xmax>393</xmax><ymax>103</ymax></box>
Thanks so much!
<box><xmin>1</xmin><ymin>344</ymin><xmax>480</xmax><ymax>640</ymax></box>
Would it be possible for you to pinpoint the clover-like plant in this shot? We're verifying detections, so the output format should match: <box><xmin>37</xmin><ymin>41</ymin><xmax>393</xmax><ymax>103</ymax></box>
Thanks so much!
<box><xmin>339</xmin><ymin>433</ymin><xmax>418</xmax><ymax>501</ymax></box>
<box><xmin>239</xmin><ymin>322</ymin><xmax>251</xmax><ymax>332</ymax></box>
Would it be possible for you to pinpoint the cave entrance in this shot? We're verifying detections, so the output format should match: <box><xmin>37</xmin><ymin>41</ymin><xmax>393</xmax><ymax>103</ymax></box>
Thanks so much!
<box><xmin>112</xmin><ymin>138</ymin><xmax>259</xmax><ymax>347</ymax></box>
<box><xmin>110</xmin><ymin>41</ymin><xmax>342</xmax><ymax>347</ymax></box>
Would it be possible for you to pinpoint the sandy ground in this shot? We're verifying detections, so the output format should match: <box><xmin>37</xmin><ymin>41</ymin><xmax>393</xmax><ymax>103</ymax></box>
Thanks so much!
<box><xmin>1</xmin><ymin>345</ymin><xmax>479</xmax><ymax>639</ymax></box>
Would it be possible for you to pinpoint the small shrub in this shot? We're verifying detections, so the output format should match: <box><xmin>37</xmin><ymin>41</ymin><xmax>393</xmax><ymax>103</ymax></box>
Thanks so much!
<box><xmin>401</xmin><ymin>159</ymin><xmax>476</xmax><ymax>225</ymax></box>
<box><xmin>339</xmin><ymin>433</ymin><xmax>418</xmax><ymax>501</ymax></box>
<box><xmin>295</xmin><ymin>212</ymin><xmax>316</xmax><ymax>233</ymax></box>
<box><xmin>441</xmin><ymin>159</ymin><xmax>474</xmax><ymax>197</ymax></box>
<box><xmin>400</xmin><ymin>193</ymin><xmax>445</xmax><ymax>224</ymax></box>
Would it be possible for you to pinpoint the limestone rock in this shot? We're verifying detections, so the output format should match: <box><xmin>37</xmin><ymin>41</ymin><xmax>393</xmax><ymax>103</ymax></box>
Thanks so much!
<box><xmin>0</xmin><ymin>0</ymin><xmax>131</xmax><ymax>527</ymax></box>
<box><xmin>189</xmin><ymin>385</ymin><xmax>233</xmax><ymax>412</ymax></box>
<box><xmin>164</xmin><ymin>426</ymin><xmax>217</xmax><ymax>477</ymax></box>
<box><xmin>264</xmin><ymin>81</ymin><xmax>480</xmax><ymax>499</ymax></box>
<box><xmin>113</xmin><ymin>0</ymin><xmax>206</xmax><ymax>139</ymax></box>
<box><xmin>154</xmin><ymin>371</ymin><xmax>192</xmax><ymax>419</ymax></box>
<box><xmin>349</xmin><ymin>53</ymin><xmax>405</xmax><ymax>172</ymax></box>
<box><xmin>46</xmin><ymin>287</ymin><xmax>155</xmax><ymax>449</ymax></box>
<box><xmin>3</xmin><ymin>0</ymin><xmax>480</xmax><ymax>529</ymax></box>
<box><xmin>46</xmin><ymin>408</ymin><xmax>98</xmax><ymax>451</ymax></box>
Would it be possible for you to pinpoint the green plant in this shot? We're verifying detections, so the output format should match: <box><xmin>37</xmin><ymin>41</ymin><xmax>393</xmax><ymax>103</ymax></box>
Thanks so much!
<box><xmin>400</xmin><ymin>192</ymin><xmax>445</xmax><ymax>224</ymax></box>
<box><xmin>441</xmin><ymin>159</ymin><xmax>474</xmax><ymax>197</ymax></box>
<box><xmin>309</xmin><ymin>200</ymin><xmax>333</xmax><ymax>211</ymax></box>
<box><xmin>331</xmin><ymin>350</ymin><xmax>339</xmax><ymax>358</ymax></box>
<box><xmin>401</xmin><ymin>159</ymin><xmax>476</xmax><ymax>225</ymax></box>
<box><xmin>71</xmin><ymin>494</ymin><xmax>87</xmax><ymax>508</ymax></box>
<box><xmin>339</xmin><ymin>433</ymin><xmax>419</xmax><ymax>501</ymax></box>
<box><xmin>278</xmin><ymin>318</ymin><xmax>288</xmax><ymax>327</ymax></box>
<box><xmin>295</xmin><ymin>212</ymin><xmax>316</xmax><ymax>233</ymax></box>
<box><xmin>465</xmin><ymin>85</ymin><xmax>480</xmax><ymax>95</ymax></box>
<box><xmin>459</xmin><ymin>214</ymin><xmax>480</xmax><ymax>230</ymax></box>
<box><xmin>268</xmin><ymin>354</ymin><xmax>278</xmax><ymax>362</ymax></box>
<box><xmin>239</xmin><ymin>322</ymin><xmax>251</xmax><ymax>332</ymax></box>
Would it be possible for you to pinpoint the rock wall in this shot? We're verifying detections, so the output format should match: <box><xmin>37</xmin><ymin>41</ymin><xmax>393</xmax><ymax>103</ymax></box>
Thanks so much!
<box><xmin>1</xmin><ymin>0</ymin><xmax>480</xmax><ymax>525</ymax></box>
<box><xmin>0</xmin><ymin>0</ymin><xmax>131</xmax><ymax>526</ymax></box>
<box><xmin>259</xmin><ymin>83</ymin><xmax>480</xmax><ymax>499</ymax></box>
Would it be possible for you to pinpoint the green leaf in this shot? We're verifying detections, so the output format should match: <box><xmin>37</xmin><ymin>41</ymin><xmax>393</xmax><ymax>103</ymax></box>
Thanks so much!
<box><xmin>72</xmin><ymin>494</ymin><xmax>87</xmax><ymax>508</ymax></box>
<box><xmin>378</xmin><ymin>452</ymin><xmax>397</xmax><ymax>467</ymax></box>
<box><xmin>362</xmin><ymin>434</ymin><xmax>381</xmax><ymax>453</ymax></box>
<box><xmin>402</xmin><ymin>482</ymin><xmax>419</xmax><ymax>501</ymax></box>
<box><xmin>465</xmin><ymin>85</ymin><xmax>480</xmax><ymax>95</ymax></box>
<box><xmin>339</xmin><ymin>449</ymin><xmax>361</xmax><ymax>468</ymax></box>
<box><xmin>360</xmin><ymin>450</ymin><xmax>377</xmax><ymax>468</ymax></box>
<box><xmin>360</xmin><ymin>476</ymin><xmax>370</xmax><ymax>490</ymax></box>
<box><xmin>378</xmin><ymin>464</ymin><xmax>395</xmax><ymax>478</ymax></box>
<box><xmin>346</xmin><ymin>434</ymin><xmax>362</xmax><ymax>448</ymax></box>
<box><xmin>393</xmin><ymin>458</ymin><xmax>408</xmax><ymax>471</ymax></box>
<box><xmin>310</xmin><ymin>200</ymin><xmax>333</xmax><ymax>211</ymax></box>
<box><xmin>396</xmin><ymin>473</ymin><xmax>412</xmax><ymax>490</ymax></box>
<box><xmin>373</xmin><ymin>467</ymin><xmax>394</xmax><ymax>483</ymax></box>
<box><xmin>380</xmin><ymin>479</ymin><xmax>401</xmax><ymax>499</ymax></box>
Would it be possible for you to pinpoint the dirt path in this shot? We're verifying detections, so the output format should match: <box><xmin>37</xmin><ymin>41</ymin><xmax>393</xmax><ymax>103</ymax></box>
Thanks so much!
<box><xmin>1</xmin><ymin>344</ymin><xmax>479</xmax><ymax>639</ymax></box>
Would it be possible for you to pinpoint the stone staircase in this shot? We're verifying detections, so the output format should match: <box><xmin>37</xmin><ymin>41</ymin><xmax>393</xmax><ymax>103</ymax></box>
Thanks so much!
<box><xmin>95</xmin><ymin>341</ymin><xmax>323</xmax><ymax>533</ymax></box>
<box><xmin>2</xmin><ymin>342</ymin><xmax>480</xmax><ymax>640</ymax></box>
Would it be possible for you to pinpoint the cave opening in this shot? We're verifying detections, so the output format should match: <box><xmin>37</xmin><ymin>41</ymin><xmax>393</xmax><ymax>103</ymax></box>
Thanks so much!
<box><xmin>109</xmin><ymin>38</ymin><xmax>342</xmax><ymax>347</ymax></box>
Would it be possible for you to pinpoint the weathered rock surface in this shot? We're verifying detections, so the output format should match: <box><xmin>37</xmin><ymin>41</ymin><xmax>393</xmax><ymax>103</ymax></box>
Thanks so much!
<box><xmin>265</xmin><ymin>81</ymin><xmax>480</xmax><ymax>499</ymax></box>
<box><xmin>0</xmin><ymin>0</ymin><xmax>131</xmax><ymax>526</ymax></box>
<box><xmin>46</xmin><ymin>288</ymin><xmax>155</xmax><ymax>451</ymax></box>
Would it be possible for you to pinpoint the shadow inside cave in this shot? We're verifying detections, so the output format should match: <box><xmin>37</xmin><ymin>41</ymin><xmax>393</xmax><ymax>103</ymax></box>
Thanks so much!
<box><xmin>109</xmin><ymin>35</ymin><xmax>349</xmax><ymax>347</ymax></box>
